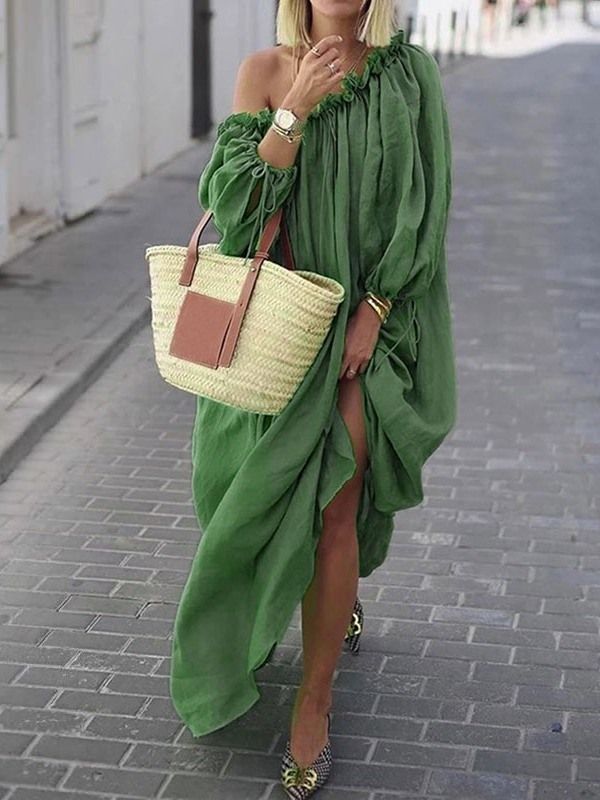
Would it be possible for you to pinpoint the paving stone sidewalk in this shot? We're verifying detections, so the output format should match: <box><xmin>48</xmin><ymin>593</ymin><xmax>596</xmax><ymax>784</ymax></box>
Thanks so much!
<box><xmin>0</xmin><ymin>37</ymin><xmax>599</xmax><ymax>800</ymax></box>
<box><xmin>0</xmin><ymin>136</ymin><xmax>216</xmax><ymax>484</ymax></box>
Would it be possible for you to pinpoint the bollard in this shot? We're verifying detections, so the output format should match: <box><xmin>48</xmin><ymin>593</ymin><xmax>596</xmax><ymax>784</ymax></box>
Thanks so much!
<box><xmin>434</xmin><ymin>11</ymin><xmax>441</xmax><ymax>63</ymax></box>
<box><xmin>449</xmin><ymin>9</ymin><xmax>458</xmax><ymax>59</ymax></box>
<box><xmin>582</xmin><ymin>0</ymin><xmax>589</xmax><ymax>23</ymax></box>
<box><xmin>462</xmin><ymin>8</ymin><xmax>470</xmax><ymax>56</ymax></box>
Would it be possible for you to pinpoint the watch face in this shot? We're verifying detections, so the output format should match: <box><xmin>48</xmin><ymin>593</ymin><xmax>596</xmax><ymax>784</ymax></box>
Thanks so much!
<box><xmin>277</xmin><ymin>109</ymin><xmax>296</xmax><ymax>129</ymax></box>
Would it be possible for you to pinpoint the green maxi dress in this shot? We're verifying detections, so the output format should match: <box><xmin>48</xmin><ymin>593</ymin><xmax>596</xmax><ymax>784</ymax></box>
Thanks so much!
<box><xmin>170</xmin><ymin>28</ymin><xmax>457</xmax><ymax>737</ymax></box>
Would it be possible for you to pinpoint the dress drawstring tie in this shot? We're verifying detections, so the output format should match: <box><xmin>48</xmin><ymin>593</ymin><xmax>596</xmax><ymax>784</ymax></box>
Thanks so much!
<box><xmin>243</xmin><ymin>113</ymin><xmax>337</xmax><ymax>266</ymax></box>
<box><xmin>242</xmin><ymin>160</ymin><xmax>281</xmax><ymax>265</ymax></box>
<box><xmin>373</xmin><ymin>296</ymin><xmax>420</xmax><ymax>370</ymax></box>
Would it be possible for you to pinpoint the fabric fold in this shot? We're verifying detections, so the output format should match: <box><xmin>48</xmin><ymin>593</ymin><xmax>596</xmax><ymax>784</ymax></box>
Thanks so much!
<box><xmin>361</xmin><ymin>44</ymin><xmax>453</xmax><ymax>304</ymax></box>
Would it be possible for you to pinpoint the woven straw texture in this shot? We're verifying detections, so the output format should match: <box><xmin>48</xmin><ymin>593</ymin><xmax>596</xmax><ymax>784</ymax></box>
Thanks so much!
<box><xmin>145</xmin><ymin>243</ymin><xmax>345</xmax><ymax>415</ymax></box>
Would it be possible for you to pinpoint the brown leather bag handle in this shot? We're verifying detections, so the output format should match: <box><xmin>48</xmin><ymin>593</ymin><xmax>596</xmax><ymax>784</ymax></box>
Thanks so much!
<box><xmin>177</xmin><ymin>206</ymin><xmax>295</xmax><ymax>368</ymax></box>
<box><xmin>178</xmin><ymin>206</ymin><xmax>295</xmax><ymax>288</ymax></box>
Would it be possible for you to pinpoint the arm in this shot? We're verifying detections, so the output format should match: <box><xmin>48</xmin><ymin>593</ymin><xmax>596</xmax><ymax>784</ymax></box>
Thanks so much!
<box><xmin>199</xmin><ymin>34</ymin><xmax>346</xmax><ymax>260</ymax></box>
<box><xmin>362</xmin><ymin>46</ymin><xmax>453</xmax><ymax>305</ymax></box>
<box><xmin>198</xmin><ymin>112</ymin><xmax>298</xmax><ymax>260</ymax></box>
<box><xmin>198</xmin><ymin>51</ymin><xmax>309</xmax><ymax>260</ymax></box>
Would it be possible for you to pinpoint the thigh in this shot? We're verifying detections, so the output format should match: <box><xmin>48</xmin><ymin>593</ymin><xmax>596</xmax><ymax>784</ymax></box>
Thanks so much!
<box><xmin>337</xmin><ymin>375</ymin><xmax>369</xmax><ymax>475</ymax></box>
<box><xmin>322</xmin><ymin>376</ymin><xmax>369</xmax><ymax>528</ymax></box>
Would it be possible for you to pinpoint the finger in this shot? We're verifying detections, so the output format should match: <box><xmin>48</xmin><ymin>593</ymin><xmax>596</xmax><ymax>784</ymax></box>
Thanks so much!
<box><xmin>324</xmin><ymin>60</ymin><xmax>344</xmax><ymax>83</ymax></box>
<box><xmin>314</xmin><ymin>50</ymin><xmax>342</xmax><ymax>80</ymax></box>
<box><xmin>324</xmin><ymin>57</ymin><xmax>342</xmax><ymax>75</ymax></box>
<box><xmin>358</xmin><ymin>361</ymin><xmax>368</xmax><ymax>374</ymax></box>
<box><xmin>346</xmin><ymin>363</ymin><xmax>360</xmax><ymax>380</ymax></box>
<box><xmin>312</xmin><ymin>35</ymin><xmax>343</xmax><ymax>57</ymax></box>
<box><xmin>323</xmin><ymin>58</ymin><xmax>340</xmax><ymax>72</ymax></box>
<box><xmin>340</xmin><ymin>355</ymin><xmax>354</xmax><ymax>378</ymax></box>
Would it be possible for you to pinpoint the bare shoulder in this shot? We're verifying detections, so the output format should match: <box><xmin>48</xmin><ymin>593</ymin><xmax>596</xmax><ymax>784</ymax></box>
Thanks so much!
<box><xmin>232</xmin><ymin>45</ymin><xmax>295</xmax><ymax>114</ymax></box>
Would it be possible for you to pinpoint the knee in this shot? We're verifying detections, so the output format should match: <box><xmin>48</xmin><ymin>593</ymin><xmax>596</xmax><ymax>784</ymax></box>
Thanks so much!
<box><xmin>320</xmin><ymin>495</ymin><xmax>359</xmax><ymax>551</ymax></box>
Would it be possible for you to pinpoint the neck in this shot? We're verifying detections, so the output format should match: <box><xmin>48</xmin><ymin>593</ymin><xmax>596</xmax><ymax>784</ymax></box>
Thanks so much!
<box><xmin>308</xmin><ymin>11</ymin><xmax>363</xmax><ymax>57</ymax></box>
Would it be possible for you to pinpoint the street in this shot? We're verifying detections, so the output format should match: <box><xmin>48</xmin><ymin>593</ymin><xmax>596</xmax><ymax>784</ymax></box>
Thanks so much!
<box><xmin>0</xmin><ymin>35</ymin><xmax>599</xmax><ymax>800</ymax></box>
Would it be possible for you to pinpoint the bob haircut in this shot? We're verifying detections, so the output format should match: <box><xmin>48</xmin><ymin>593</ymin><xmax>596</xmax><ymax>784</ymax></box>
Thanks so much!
<box><xmin>276</xmin><ymin>0</ymin><xmax>399</xmax><ymax>49</ymax></box>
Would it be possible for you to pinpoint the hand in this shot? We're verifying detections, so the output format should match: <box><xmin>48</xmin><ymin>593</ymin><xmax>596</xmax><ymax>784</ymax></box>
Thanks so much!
<box><xmin>339</xmin><ymin>300</ymin><xmax>382</xmax><ymax>380</ymax></box>
<box><xmin>283</xmin><ymin>34</ymin><xmax>346</xmax><ymax>119</ymax></box>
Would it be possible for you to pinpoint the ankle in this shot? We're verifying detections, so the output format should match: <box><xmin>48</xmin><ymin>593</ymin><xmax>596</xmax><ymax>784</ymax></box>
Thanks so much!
<box><xmin>296</xmin><ymin>684</ymin><xmax>332</xmax><ymax>715</ymax></box>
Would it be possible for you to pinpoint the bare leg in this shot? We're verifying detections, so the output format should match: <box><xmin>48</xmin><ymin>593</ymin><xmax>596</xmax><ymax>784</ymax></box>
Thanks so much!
<box><xmin>289</xmin><ymin>375</ymin><xmax>369</xmax><ymax>767</ymax></box>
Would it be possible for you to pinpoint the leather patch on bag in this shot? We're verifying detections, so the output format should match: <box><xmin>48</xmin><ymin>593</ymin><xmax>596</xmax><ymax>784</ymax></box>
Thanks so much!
<box><xmin>169</xmin><ymin>290</ymin><xmax>235</xmax><ymax>369</ymax></box>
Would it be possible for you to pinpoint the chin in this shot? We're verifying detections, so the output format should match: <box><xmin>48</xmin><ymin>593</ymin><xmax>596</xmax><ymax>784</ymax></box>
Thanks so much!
<box><xmin>315</xmin><ymin>0</ymin><xmax>363</xmax><ymax>17</ymax></box>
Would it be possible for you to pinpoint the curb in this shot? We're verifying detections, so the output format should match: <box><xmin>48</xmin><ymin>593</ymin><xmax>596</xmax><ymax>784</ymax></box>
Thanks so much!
<box><xmin>0</xmin><ymin>294</ymin><xmax>150</xmax><ymax>484</ymax></box>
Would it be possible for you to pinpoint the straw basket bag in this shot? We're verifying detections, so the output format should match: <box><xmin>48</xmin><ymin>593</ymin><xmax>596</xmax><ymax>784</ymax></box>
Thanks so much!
<box><xmin>144</xmin><ymin>206</ymin><xmax>345</xmax><ymax>415</ymax></box>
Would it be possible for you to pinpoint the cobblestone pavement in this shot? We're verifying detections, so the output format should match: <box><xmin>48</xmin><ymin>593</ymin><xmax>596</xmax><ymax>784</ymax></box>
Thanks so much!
<box><xmin>0</xmin><ymin>131</ymin><xmax>211</xmax><ymax>482</ymax></box>
<box><xmin>0</xmin><ymin>40</ymin><xmax>599</xmax><ymax>800</ymax></box>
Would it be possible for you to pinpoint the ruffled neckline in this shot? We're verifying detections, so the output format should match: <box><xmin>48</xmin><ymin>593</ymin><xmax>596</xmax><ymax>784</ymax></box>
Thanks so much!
<box><xmin>307</xmin><ymin>27</ymin><xmax>406</xmax><ymax>119</ymax></box>
<box><xmin>217</xmin><ymin>28</ymin><xmax>406</xmax><ymax>133</ymax></box>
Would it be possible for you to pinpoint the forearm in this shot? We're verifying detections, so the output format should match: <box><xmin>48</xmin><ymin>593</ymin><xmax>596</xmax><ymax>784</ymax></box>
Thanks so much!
<box><xmin>255</xmin><ymin>90</ymin><xmax>312</xmax><ymax>170</ymax></box>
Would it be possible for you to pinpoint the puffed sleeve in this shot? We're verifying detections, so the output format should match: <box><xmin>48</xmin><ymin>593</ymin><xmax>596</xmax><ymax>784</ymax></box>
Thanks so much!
<box><xmin>198</xmin><ymin>109</ymin><xmax>299</xmax><ymax>261</ymax></box>
<box><xmin>362</xmin><ymin>46</ymin><xmax>452</xmax><ymax>304</ymax></box>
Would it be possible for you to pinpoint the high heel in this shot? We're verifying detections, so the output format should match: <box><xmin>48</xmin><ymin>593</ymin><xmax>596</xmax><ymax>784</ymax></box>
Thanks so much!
<box><xmin>343</xmin><ymin>596</ymin><xmax>363</xmax><ymax>655</ymax></box>
<box><xmin>280</xmin><ymin>711</ymin><xmax>332</xmax><ymax>799</ymax></box>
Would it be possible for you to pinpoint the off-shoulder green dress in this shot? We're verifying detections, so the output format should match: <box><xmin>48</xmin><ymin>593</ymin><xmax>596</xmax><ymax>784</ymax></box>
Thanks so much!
<box><xmin>170</xmin><ymin>28</ymin><xmax>457</xmax><ymax>737</ymax></box>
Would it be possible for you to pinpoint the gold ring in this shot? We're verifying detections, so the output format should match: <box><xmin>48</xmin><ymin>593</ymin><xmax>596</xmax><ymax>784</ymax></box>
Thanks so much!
<box><xmin>310</xmin><ymin>45</ymin><xmax>321</xmax><ymax>56</ymax></box>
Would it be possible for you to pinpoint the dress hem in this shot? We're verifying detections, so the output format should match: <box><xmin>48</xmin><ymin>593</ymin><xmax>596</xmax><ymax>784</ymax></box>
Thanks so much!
<box><xmin>177</xmin><ymin>683</ymin><xmax>262</xmax><ymax>739</ymax></box>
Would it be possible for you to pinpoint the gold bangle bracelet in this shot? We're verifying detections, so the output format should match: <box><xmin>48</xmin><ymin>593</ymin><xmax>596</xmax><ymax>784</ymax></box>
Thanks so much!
<box><xmin>365</xmin><ymin>291</ymin><xmax>392</xmax><ymax>313</ymax></box>
<box><xmin>369</xmin><ymin>298</ymin><xmax>390</xmax><ymax>317</ymax></box>
<box><xmin>364</xmin><ymin>295</ymin><xmax>388</xmax><ymax>324</ymax></box>
<box><xmin>366</xmin><ymin>292</ymin><xmax>392</xmax><ymax>308</ymax></box>
<box><xmin>364</xmin><ymin>294</ymin><xmax>391</xmax><ymax>322</ymax></box>
<box><xmin>369</xmin><ymin>292</ymin><xmax>392</xmax><ymax>321</ymax></box>
<box><xmin>366</xmin><ymin>297</ymin><xmax>387</xmax><ymax>324</ymax></box>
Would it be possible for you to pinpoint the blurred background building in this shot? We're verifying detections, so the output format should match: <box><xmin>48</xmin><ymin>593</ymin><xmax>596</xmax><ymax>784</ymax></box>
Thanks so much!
<box><xmin>0</xmin><ymin>0</ymin><xmax>579</xmax><ymax>266</ymax></box>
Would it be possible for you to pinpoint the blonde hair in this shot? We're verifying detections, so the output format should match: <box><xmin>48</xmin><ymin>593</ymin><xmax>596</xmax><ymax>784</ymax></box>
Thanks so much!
<box><xmin>276</xmin><ymin>0</ymin><xmax>399</xmax><ymax>49</ymax></box>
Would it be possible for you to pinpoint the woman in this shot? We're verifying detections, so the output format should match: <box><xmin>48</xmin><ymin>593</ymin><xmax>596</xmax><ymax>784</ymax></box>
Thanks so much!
<box><xmin>170</xmin><ymin>0</ymin><xmax>456</xmax><ymax>795</ymax></box>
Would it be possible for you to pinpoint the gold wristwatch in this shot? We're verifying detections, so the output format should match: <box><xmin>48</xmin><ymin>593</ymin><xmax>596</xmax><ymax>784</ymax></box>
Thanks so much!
<box><xmin>272</xmin><ymin>107</ymin><xmax>306</xmax><ymax>143</ymax></box>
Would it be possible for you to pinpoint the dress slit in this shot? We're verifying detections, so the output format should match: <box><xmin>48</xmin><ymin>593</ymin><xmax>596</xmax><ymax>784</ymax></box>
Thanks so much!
<box><xmin>317</xmin><ymin>375</ymin><xmax>371</xmax><ymax>551</ymax></box>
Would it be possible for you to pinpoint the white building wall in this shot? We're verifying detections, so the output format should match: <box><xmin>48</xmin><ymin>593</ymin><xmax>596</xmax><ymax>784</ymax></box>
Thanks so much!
<box><xmin>0</xmin><ymin>0</ymin><xmax>193</xmax><ymax>265</ymax></box>
<box><xmin>99</xmin><ymin>0</ymin><xmax>192</xmax><ymax>197</ymax></box>
<box><xmin>0</xmin><ymin>0</ymin><xmax>7</xmax><ymax>259</ymax></box>
<box><xmin>137</xmin><ymin>0</ymin><xmax>193</xmax><ymax>175</ymax></box>
<box><xmin>210</xmin><ymin>0</ymin><xmax>277</xmax><ymax>125</ymax></box>
<box><xmin>7</xmin><ymin>0</ymin><xmax>61</xmax><ymax>221</ymax></box>
<box><xmin>99</xmin><ymin>1</ymin><xmax>144</xmax><ymax>196</ymax></box>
